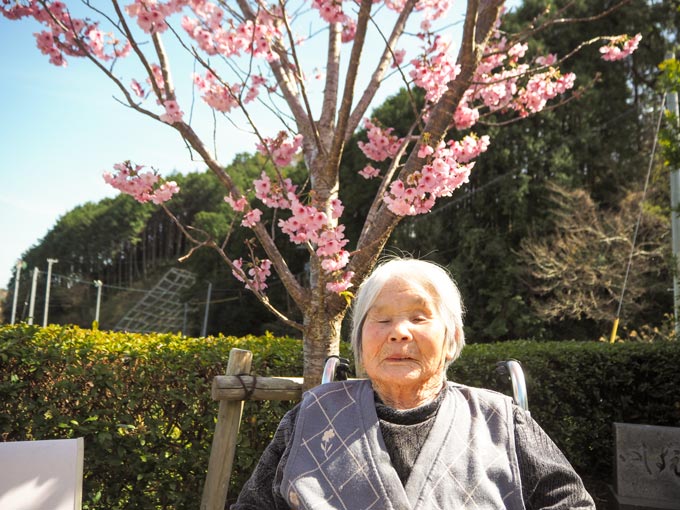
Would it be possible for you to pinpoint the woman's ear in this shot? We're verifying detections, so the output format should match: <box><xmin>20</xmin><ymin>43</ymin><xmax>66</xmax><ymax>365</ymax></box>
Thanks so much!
<box><xmin>444</xmin><ymin>329</ymin><xmax>459</xmax><ymax>361</ymax></box>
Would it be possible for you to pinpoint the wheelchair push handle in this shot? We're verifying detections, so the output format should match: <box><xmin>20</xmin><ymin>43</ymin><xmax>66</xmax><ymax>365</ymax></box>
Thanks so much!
<box><xmin>496</xmin><ymin>359</ymin><xmax>529</xmax><ymax>415</ymax></box>
<box><xmin>322</xmin><ymin>355</ymin><xmax>351</xmax><ymax>384</ymax></box>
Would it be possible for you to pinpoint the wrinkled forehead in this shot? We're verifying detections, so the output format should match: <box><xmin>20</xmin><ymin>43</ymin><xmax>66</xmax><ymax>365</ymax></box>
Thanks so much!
<box><xmin>367</xmin><ymin>275</ymin><xmax>440</xmax><ymax>309</ymax></box>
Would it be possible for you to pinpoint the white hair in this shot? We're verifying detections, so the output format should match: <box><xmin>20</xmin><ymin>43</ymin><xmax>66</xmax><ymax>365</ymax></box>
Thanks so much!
<box><xmin>350</xmin><ymin>257</ymin><xmax>465</xmax><ymax>371</ymax></box>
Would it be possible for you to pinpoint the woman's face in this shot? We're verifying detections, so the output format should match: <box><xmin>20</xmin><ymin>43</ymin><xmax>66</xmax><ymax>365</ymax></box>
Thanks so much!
<box><xmin>361</xmin><ymin>277</ymin><xmax>451</xmax><ymax>393</ymax></box>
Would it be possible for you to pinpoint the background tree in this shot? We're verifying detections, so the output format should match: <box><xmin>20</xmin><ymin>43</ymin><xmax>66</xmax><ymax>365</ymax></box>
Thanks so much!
<box><xmin>519</xmin><ymin>182</ymin><xmax>670</xmax><ymax>338</ymax></box>
<box><xmin>378</xmin><ymin>0</ymin><xmax>678</xmax><ymax>342</ymax></box>
<box><xmin>3</xmin><ymin>0</ymin><xmax>641</xmax><ymax>384</ymax></box>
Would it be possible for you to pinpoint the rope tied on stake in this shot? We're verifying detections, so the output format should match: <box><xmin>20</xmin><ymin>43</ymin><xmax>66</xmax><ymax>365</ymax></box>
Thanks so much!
<box><xmin>235</xmin><ymin>373</ymin><xmax>257</xmax><ymax>400</ymax></box>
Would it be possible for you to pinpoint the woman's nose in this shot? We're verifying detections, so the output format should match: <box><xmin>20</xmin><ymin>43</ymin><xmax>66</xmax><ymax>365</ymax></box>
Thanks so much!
<box><xmin>389</xmin><ymin>320</ymin><xmax>412</xmax><ymax>342</ymax></box>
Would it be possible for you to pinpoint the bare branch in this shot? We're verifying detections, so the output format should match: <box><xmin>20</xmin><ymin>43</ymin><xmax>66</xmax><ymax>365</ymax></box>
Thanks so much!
<box><xmin>325</xmin><ymin>0</ymin><xmax>374</xmax><ymax>179</ymax></box>
<box><xmin>352</xmin><ymin>0</ymin><xmax>504</xmax><ymax>271</ymax></box>
<box><xmin>357</xmin><ymin>127</ymin><xmax>418</xmax><ymax>247</ymax></box>
<box><xmin>506</xmin><ymin>0</ymin><xmax>634</xmax><ymax>47</ymax></box>
<box><xmin>110</xmin><ymin>0</ymin><xmax>165</xmax><ymax>101</ymax></box>
<box><xmin>232</xmin><ymin>0</ymin><xmax>314</xmax><ymax>143</ymax></box>
<box><xmin>160</xmin><ymin>204</ymin><xmax>304</xmax><ymax>331</ymax></box>
<box><xmin>318</xmin><ymin>22</ymin><xmax>341</xmax><ymax>137</ymax></box>
<box><xmin>478</xmin><ymin>75</ymin><xmax>598</xmax><ymax>127</ymax></box>
<box><xmin>276</xmin><ymin>0</ymin><xmax>324</xmax><ymax>152</ymax></box>
<box><xmin>345</xmin><ymin>0</ymin><xmax>419</xmax><ymax>140</ymax></box>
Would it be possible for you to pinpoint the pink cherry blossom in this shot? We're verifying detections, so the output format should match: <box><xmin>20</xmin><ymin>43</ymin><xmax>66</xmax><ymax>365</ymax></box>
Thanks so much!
<box><xmin>382</xmin><ymin>140</ymin><xmax>476</xmax><ymax>216</ymax></box>
<box><xmin>449</xmin><ymin>134</ymin><xmax>491</xmax><ymax>164</ymax></box>
<box><xmin>454</xmin><ymin>101</ymin><xmax>480</xmax><ymax>130</ymax></box>
<box><xmin>193</xmin><ymin>71</ymin><xmax>241</xmax><ymax>113</ymax></box>
<box><xmin>418</xmin><ymin>144</ymin><xmax>434</xmax><ymax>158</ymax></box>
<box><xmin>242</xmin><ymin>208</ymin><xmax>263</xmax><ymax>227</ymax></box>
<box><xmin>232</xmin><ymin>258</ymin><xmax>272</xmax><ymax>292</ymax></box>
<box><xmin>514</xmin><ymin>70</ymin><xmax>576</xmax><ymax>117</ymax></box>
<box><xmin>326</xmin><ymin>271</ymin><xmax>354</xmax><ymax>293</ymax></box>
<box><xmin>536</xmin><ymin>54</ymin><xmax>558</xmax><ymax>67</ymax></box>
<box><xmin>600</xmin><ymin>34</ymin><xmax>642</xmax><ymax>62</ymax></box>
<box><xmin>159</xmin><ymin>100</ymin><xmax>184</xmax><ymax>124</ymax></box>
<box><xmin>151</xmin><ymin>181</ymin><xmax>180</xmax><ymax>204</ymax></box>
<box><xmin>415</xmin><ymin>0</ymin><xmax>452</xmax><ymax>21</ymax></box>
<box><xmin>392</xmin><ymin>49</ymin><xmax>406</xmax><ymax>68</ymax></box>
<box><xmin>312</xmin><ymin>0</ymin><xmax>345</xmax><ymax>23</ymax></box>
<box><xmin>409</xmin><ymin>35</ymin><xmax>460</xmax><ymax>103</ymax></box>
<box><xmin>256</xmin><ymin>132</ymin><xmax>304</xmax><ymax>168</ymax></box>
<box><xmin>130</xmin><ymin>79</ymin><xmax>145</xmax><ymax>98</ymax></box>
<box><xmin>103</xmin><ymin>161</ymin><xmax>179</xmax><ymax>204</ymax></box>
<box><xmin>341</xmin><ymin>16</ymin><xmax>356</xmax><ymax>43</ymax></box>
<box><xmin>330</xmin><ymin>198</ymin><xmax>344</xmax><ymax>219</ymax></box>
<box><xmin>125</xmin><ymin>1</ymin><xmax>171</xmax><ymax>34</ymax></box>
<box><xmin>320</xmin><ymin>249</ymin><xmax>350</xmax><ymax>272</ymax></box>
<box><xmin>254</xmin><ymin>171</ymin><xmax>297</xmax><ymax>209</ymax></box>
<box><xmin>224</xmin><ymin>194</ymin><xmax>248</xmax><ymax>212</ymax></box>
<box><xmin>316</xmin><ymin>225</ymin><xmax>348</xmax><ymax>257</ymax></box>
<box><xmin>359</xmin><ymin>164</ymin><xmax>381</xmax><ymax>179</ymax></box>
<box><xmin>248</xmin><ymin>259</ymin><xmax>272</xmax><ymax>291</ymax></box>
<box><xmin>357</xmin><ymin>119</ymin><xmax>403</xmax><ymax>162</ymax></box>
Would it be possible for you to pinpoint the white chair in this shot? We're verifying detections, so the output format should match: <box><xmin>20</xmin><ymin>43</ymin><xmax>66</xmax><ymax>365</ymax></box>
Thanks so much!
<box><xmin>0</xmin><ymin>437</ymin><xmax>84</xmax><ymax>510</ymax></box>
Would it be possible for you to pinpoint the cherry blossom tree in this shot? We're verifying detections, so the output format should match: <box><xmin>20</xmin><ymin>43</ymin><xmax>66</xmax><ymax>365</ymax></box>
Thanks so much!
<box><xmin>2</xmin><ymin>0</ymin><xmax>640</xmax><ymax>386</ymax></box>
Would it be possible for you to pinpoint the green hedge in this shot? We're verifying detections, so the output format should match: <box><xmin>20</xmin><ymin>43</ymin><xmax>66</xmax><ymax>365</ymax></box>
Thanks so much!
<box><xmin>449</xmin><ymin>340</ymin><xmax>680</xmax><ymax>477</ymax></box>
<box><xmin>0</xmin><ymin>324</ymin><xmax>313</xmax><ymax>509</ymax></box>
<box><xmin>1</xmin><ymin>324</ymin><xmax>679</xmax><ymax>508</ymax></box>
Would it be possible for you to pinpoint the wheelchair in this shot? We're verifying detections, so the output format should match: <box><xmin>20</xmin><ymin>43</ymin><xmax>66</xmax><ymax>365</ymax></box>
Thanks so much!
<box><xmin>321</xmin><ymin>355</ymin><xmax>530</xmax><ymax>414</ymax></box>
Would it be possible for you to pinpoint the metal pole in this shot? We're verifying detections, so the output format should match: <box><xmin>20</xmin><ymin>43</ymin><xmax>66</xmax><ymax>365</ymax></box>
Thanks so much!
<box><xmin>27</xmin><ymin>268</ymin><xmax>39</xmax><ymax>325</ymax></box>
<box><xmin>93</xmin><ymin>280</ymin><xmax>103</xmax><ymax>325</ymax></box>
<box><xmin>10</xmin><ymin>260</ymin><xmax>23</xmax><ymax>324</ymax></box>
<box><xmin>42</xmin><ymin>258</ymin><xmax>59</xmax><ymax>327</ymax></box>
<box><xmin>182</xmin><ymin>302</ymin><xmax>188</xmax><ymax>336</ymax></box>
<box><xmin>201</xmin><ymin>282</ymin><xmax>212</xmax><ymax>337</ymax></box>
<box><xmin>668</xmin><ymin>88</ymin><xmax>680</xmax><ymax>334</ymax></box>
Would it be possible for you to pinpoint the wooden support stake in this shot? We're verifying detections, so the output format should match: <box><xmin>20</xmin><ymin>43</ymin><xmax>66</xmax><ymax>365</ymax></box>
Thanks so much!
<box><xmin>212</xmin><ymin>376</ymin><xmax>303</xmax><ymax>401</ymax></box>
<box><xmin>201</xmin><ymin>348</ymin><xmax>253</xmax><ymax>510</ymax></box>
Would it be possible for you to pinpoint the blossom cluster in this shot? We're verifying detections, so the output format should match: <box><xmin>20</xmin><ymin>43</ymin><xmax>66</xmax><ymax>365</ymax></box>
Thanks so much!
<box><xmin>3</xmin><ymin>1</ymin><xmax>130</xmax><ymax>66</ymax></box>
<box><xmin>359</xmin><ymin>164</ymin><xmax>381</xmax><ymax>180</ymax></box>
<box><xmin>253</xmin><ymin>171</ymin><xmax>298</xmax><ymax>209</ymax></box>
<box><xmin>193</xmin><ymin>71</ymin><xmax>241</xmax><ymax>113</ymax></box>
<box><xmin>125</xmin><ymin>1</ymin><xmax>174</xmax><ymax>34</ymax></box>
<box><xmin>514</xmin><ymin>69</ymin><xmax>576</xmax><ymax>117</ymax></box>
<box><xmin>232</xmin><ymin>258</ymin><xmax>272</xmax><ymax>292</ymax></box>
<box><xmin>256</xmin><ymin>132</ymin><xmax>304</xmax><ymax>168</ymax></box>
<box><xmin>226</xmin><ymin>170</ymin><xmax>353</xmax><ymax>292</ymax></box>
<box><xmin>409</xmin><ymin>35</ymin><xmax>460</xmax><ymax>103</ymax></box>
<box><xmin>181</xmin><ymin>5</ymin><xmax>283</xmax><ymax>62</ymax></box>
<box><xmin>310</xmin><ymin>0</ymin><xmax>357</xmax><ymax>43</ymax></box>
<box><xmin>103</xmin><ymin>161</ymin><xmax>180</xmax><ymax>205</ymax></box>
<box><xmin>357</xmin><ymin>119</ymin><xmax>403</xmax><ymax>162</ymax></box>
<box><xmin>159</xmin><ymin>99</ymin><xmax>185</xmax><ymax>124</ymax></box>
<box><xmin>383</xmin><ymin>135</ymin><xmax>489</xmax><ymax>216</ymax></box>
<box><xmin>414</xmin><ymin>0</ymin><xmax>452</xmax><ymax>22</ymax></box>
<box><xmin>599</xmin><ymin>34</ymin><xmax>642</xmax><ymax>62</ymax></box>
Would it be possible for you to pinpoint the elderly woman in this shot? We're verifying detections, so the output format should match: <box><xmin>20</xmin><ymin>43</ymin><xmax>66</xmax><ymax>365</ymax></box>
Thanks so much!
<box><xmin>232</xmin><ymin>258</ymin><xmax>595</xmax><ymax>509</ymax></box>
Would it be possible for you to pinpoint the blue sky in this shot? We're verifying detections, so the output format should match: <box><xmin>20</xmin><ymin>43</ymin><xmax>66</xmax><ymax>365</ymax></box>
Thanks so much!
<box><xmin>0</xmin><ymin>15</ymin><xmax>211</xmax><ymax>288</ymax></box>
<box><xmin>0</xmin><ymin>2</ymin><xmax>519</xmax><ymax>290</ymax></box>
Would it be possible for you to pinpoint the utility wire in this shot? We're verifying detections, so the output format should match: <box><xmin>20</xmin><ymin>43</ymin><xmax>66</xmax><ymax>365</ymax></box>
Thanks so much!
<box><xmin>609</xmin><ymin>94</ymin><xmax>666</xmax><ymax>343</ymax></box>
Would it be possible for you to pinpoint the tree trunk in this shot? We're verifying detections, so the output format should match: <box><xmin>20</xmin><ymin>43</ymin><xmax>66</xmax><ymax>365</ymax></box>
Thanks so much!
<box><xmin>301</xmin><ymin>308</ymin><xmax>346</xmax><ymax>389</ymax></box>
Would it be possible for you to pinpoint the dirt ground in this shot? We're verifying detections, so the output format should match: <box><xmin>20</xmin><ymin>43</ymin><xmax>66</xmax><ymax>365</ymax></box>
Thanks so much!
<box><xmin>583</xmin><ymin>476</ymin><xmax>613</xmax><ymax>509</ymax></box>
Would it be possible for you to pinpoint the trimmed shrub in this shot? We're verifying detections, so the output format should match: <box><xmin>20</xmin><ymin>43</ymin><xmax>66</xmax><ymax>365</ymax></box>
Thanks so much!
<box><xmin>448</xmin><ymin>340</ymin><xmax>680</xmax><ymax>476</ymax></box>
<box><xmin>1</xmin><ymin>324</ymin><xmax>678</xmax><ymax>508</ymax></box>
<box><xmin>0</xmin><ymin>324</ymin><xmax>311</xmax><ymax>509</ymax></box>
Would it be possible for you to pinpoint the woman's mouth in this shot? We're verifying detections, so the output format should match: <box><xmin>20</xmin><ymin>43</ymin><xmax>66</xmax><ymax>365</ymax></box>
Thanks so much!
<box><xmin>386</xmin><ymin>354</ymin><xmax>412</xmax><ymax>361</ymax></box>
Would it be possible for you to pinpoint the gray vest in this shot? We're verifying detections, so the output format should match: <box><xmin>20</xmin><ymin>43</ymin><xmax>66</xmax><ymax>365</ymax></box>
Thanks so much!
<box><xmin>281</xmin><ymin>380</ymin><xmax>525</xmax><ymax>510</ymax></box>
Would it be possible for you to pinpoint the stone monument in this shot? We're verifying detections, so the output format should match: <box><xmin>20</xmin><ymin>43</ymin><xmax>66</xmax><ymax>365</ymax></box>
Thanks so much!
<box><xmin>610</xmin><ymin>422</ymin><xmax>680</xmax><ymax>510</ymax></box>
